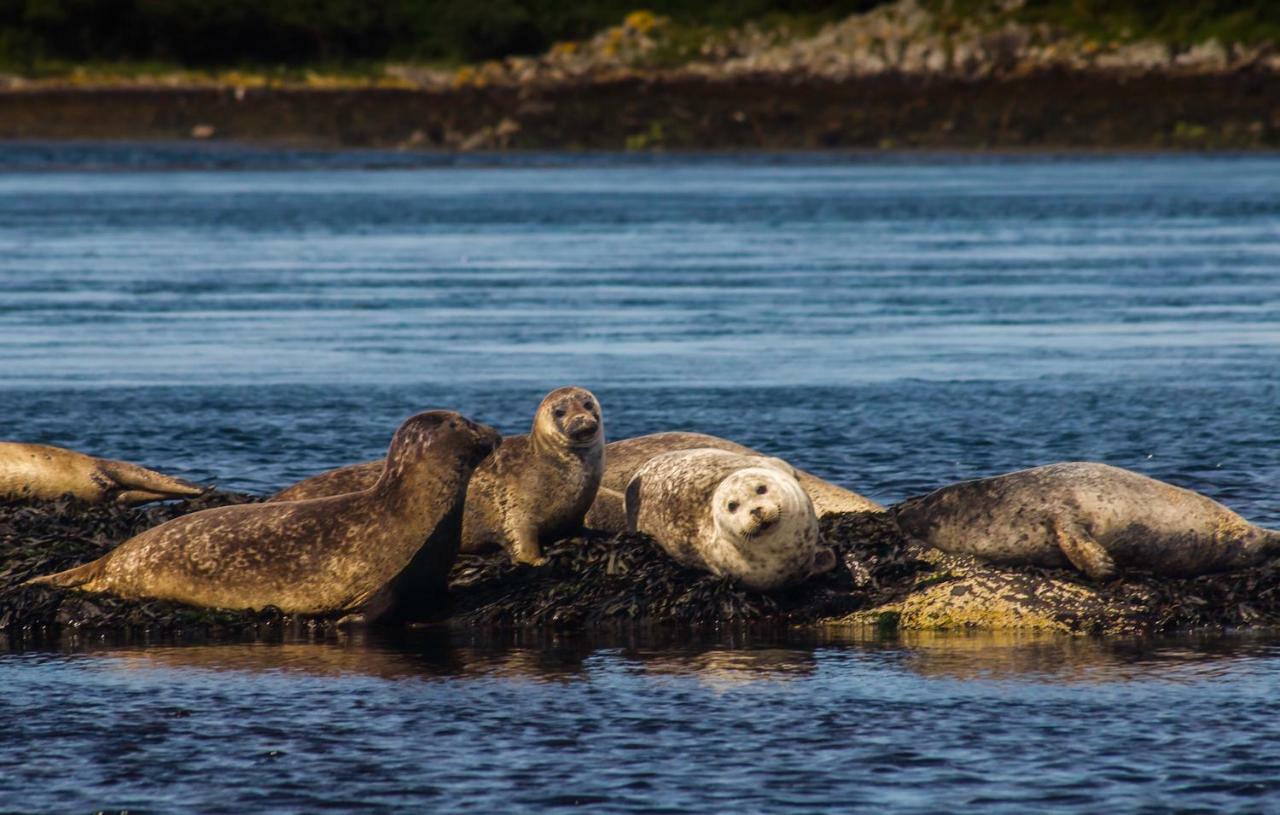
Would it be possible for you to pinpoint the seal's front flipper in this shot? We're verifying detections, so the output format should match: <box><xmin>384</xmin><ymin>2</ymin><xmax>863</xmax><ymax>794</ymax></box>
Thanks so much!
<box><xmin>1055</xmin><ymin>521</ymin><xmax>1116</xmax><ymax>581</ymax></box>
<box><xmin>507</xmin><ymin>524</ymin><xmax>547</xmax><ymax>567</ymax></box>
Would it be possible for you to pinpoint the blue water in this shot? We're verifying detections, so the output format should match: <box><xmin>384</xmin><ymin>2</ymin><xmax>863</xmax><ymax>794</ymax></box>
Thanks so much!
<box><xmin>2</xmin><ymin>144</ymin><xmax>1279</xmax><ymax>812</ymax></box>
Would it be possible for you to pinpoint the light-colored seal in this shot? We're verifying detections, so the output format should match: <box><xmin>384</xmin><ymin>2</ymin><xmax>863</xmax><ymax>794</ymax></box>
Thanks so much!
<box><xmin>269</xmin><ymin>386</ymin><xmax>605</xmax><ymax>567</ymax></box>
<box><xmin>27</xmin><ymin>411</ymin><xmax>502</xmax><ymax>617</ymax></box>
<box><xmin>585</xmin><ymin>431</ymin><xmax>881</xmax><ymax>531</ymax></box>
<box><xmin>0</xmin><ymin>442</ymin><xmax>204</xmax><ymax>505</ymax></box>
<box><xmin>892</xmin><ymin>461</ymin><xmax>1280</xmax><ymax>580</ymax></box>
<box><xmin>625</xmin><ymin>448</ymin><xmax>836</xmax><ymax>591</ymax></box>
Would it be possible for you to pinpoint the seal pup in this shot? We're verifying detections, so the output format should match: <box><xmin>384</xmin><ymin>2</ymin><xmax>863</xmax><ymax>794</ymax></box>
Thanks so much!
<box><xmin>27</xmin><ymin>411</ymin><xmax>502</xmax><ymax>617</ymax></box>
<box><xmin>625</xmin><ymin>448</ymin><xmax>836</xmax><ymax>591</ymax></box>
<box><xmin>0</xmin><ymin>442</ymin><xmax>204</xmax><ymax>505</ymax></box>
<box><xmin>269</xmin><ymin>387</ymin><xmax>605</xmax><ymax>567</ymax></box>
<box><xmin>585</xmin><ymin>431</ymin><xmax>881</xmax><ymax>531</ymax></box>
<box><xmin>893</xmin><ymin>462</ymin><xmax>1280</xmax><ymax>580</ymax></box>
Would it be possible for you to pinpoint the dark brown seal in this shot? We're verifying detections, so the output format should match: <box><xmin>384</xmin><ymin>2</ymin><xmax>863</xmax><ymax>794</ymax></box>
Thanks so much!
<box><xmin>269</xmin><ymin>386</ymin><xmax>605</xmax><ymax>566</ymax></box>
<box><xmin>893</xmin><ymin>462</ymin><xmax>1280</xmax><ymax>580</ymax></box>
<box><xmin>0</xmin><ymin>442</ymin><xmax>204</xmax><ymax>505</ymax></box>
<box><xmin>585</xmin><ymin>431</ymin><xmax>881</xmax><ymax>531</ymax></box>
<box><xmin>26</xmin><ymin>411</ymin><xmax>501</xmax><ymax>617</ymax></box>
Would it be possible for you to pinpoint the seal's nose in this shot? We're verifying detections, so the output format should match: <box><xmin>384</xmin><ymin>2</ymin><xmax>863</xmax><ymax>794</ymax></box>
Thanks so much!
<box><xmin>750</xmin><ymin>506</ymin><xmax>776</xmax><ymax>530</ymax></box>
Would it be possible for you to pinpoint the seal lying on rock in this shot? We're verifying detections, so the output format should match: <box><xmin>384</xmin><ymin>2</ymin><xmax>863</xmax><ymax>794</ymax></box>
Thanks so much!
<box><xmin>893</xmin><ymin>462</ymin><xmax>1280</xmax><ymax>580</ymax></box>
<box><xmin>626</xmin><ymin>448</ymin><xmax>836</xmax><ymax>591</ymax></box>
<box><xmin>0</xmin><ymin>442</ymin><xmax>204</xmax><ymax>505</ymax></box>
<box><xmin>586</xmin><ymin>432</ymin><xmax>881</xmax><ymax>531</ymax></box>
<box><xmin>270</xmin><ymin>387</ymin><xmax>604</xmax><ymax>567</ymax></box>
<box><xmin>27</xmin><ymin>411</ymin><xmax>501</xmax><ymax>617</ymax></box>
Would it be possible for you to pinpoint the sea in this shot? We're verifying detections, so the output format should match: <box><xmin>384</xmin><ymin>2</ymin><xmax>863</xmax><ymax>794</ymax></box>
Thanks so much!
<box><xmin>1</xmin><ymin>143</ymin><xmax>1278</xmax><ymax>812</ymax></box>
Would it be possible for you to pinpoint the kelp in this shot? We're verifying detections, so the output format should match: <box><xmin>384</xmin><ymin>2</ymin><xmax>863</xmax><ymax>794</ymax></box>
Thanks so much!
<box><xmin>3</xmin><ymin>496</ymin><xmax>1280</xmax><ymax>637</ymax></box>
<box><xmin>447</xmin><ymin>513</ymin><xmax>929</xmax><ymax>627</ymax></box>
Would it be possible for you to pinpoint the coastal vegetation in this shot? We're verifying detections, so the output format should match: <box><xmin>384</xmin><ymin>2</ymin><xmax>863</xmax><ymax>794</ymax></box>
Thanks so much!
<box><xmin>1</xmin><ymin>0</ymin><xmax>1275</xmax><ymax>78</ymax></box>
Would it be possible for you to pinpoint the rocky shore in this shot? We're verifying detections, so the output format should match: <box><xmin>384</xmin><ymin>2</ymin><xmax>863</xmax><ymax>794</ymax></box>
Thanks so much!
<box><xmin>1</xmin><ymin>1</ymin><xmax>1276</xmax><ymax>150</ymax></box>
<box><xmin>4</xmin><ymin>495</ymin><xmax>1280</xmax><ymax>641</ymax></box>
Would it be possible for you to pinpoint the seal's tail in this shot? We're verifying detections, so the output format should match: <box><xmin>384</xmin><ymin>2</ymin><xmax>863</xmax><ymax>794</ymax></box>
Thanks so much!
<box><xmin>98</xmin><ymin>459</ymin><xmax>205</xmax><ymax>504</ymax></box>
<box><xmin>24</xmin><ymin>557</ymin><xmax>107</xmax><ymax>590</ymax></box>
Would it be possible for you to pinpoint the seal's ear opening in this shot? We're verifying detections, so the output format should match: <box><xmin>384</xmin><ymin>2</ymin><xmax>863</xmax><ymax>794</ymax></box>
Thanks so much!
<box><xmin>812</xmin><ymin>546</ymin><xmax>837</xmax><ymax>575</ymax></box>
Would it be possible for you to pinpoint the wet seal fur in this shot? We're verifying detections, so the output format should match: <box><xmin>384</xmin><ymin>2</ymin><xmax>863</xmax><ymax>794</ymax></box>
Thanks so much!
<box><xmin>893</xmin><ymin>461</ymin><xmax>1280</xmax><ymax>580</ymax></box>
<box><xmin>26</xmin><ymin>411</ymin><xmax>501</xmax><ymax>618</ymax></box>
<box><xmin>625</xmin><ymin>448</ymin><xmax>836</xmax><ymax>591</ymax></box>
<box><xmin>0</xmin><ymin>442</ymin><xmax>204</xmax><ymax>505</ymax></box>
<box><xmin>586</xmin><ymin>431</ymin><xmax>881</xmax><ymax>530</ymax></box>
<box><xmin>270</xmin><ymin>387</ymin><xmax>605</xmax><ymax>567</ymax></box>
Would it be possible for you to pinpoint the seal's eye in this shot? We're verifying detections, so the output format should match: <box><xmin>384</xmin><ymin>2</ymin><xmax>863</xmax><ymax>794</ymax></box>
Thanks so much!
<box><xmin>756</xmin><ymin>485</ymin><xmax>768</xmax><ymax>495</ymax></box>
<box><xmin>553</xmin><ymin>408</ymin><xmax>566</xmax><ymax>419</ymax></box>
<box><xmin>583</xmin><ymin>400</ymin><xmax>595</xmax><ymax>412</ymax></box>
<box><xmin>727</xmin><ymin>501</ymin><xmax>739</xmax><ymax>512</ymax></box>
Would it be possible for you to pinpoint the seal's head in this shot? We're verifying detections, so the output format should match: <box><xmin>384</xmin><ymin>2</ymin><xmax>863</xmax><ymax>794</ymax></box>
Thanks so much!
<box><xmin>381</xmin><ymin>410</ymin><xmax>502</xmax><ymax>487</ymax></box>
<box><xmin>533</xmin><ymin>386</ymin><xmax>604</xmax><ymax>449</ymax></box>
<box><xmin>711</xmin><ymin>464</ymin><xmax>835</xmax><ymax>587</ymax></box>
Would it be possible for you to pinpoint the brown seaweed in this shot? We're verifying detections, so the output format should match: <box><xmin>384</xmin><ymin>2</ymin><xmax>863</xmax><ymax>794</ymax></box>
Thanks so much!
<box><xmin>3</xmin><ymin>496</ymin><xmax>1280</xmax><ymax>638</ymax></box>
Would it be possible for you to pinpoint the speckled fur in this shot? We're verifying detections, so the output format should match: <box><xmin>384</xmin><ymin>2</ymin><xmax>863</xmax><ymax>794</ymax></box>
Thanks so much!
<box><xmin>894</xmin><ymin>462</ymin><xmax>1280</xmax><ymax>579</ymax></box>
<box><xmin>588</xmin><ymin>432</ymin><xmax>881</xmax><ymax>530</ymax></box>
<box><xmin>0</xmin><ymin>442</ymin><xmax>204</xmax><ymax>505</ymax></box>
<box><xmin>271</xmin><ymin>460</ymin><xmax>383</xmax><ymax>503</ymax></box>
<box><xmin>267</xmin><ymin>387</ymin><xmax>605</xmax><ymax>567</ymax></box>
<box><xmin>625</xmin><ymin>448</ymin><xmax>833</xmax><ymax>591</ymax></box>
<box><xmin>458</xmin><ymin>387</ymin><xmax>604</xmax><ymax>565</ymax></box>
<box><xmin>26</xmin><ymin>412</ymin><xmax>501</xmax><ymax>615</ymax></box>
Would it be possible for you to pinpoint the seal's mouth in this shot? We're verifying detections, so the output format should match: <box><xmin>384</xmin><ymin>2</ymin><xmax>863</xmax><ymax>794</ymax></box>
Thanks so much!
<box><xmin>743</xmin><ymin>515</ymin><xmax>779</xmax><ymax>538</ymax></box>
<box><xmin>565</xmin><ymin>419</ymin><xmax>601</xmax><ymax>445</ymax></box>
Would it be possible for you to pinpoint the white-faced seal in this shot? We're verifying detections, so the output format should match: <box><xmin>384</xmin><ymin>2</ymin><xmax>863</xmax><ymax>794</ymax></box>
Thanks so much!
<box><xmin>269</xmin><ymin>387</ymin><xmax>605</xmax><ymax>567</ymax></box>
<box><xmin>626</xmin><ymin>448</ymin><xmax>836</xmax><ymax>591</ymax></box>
<box><xmin>0</xmin><ymin>442</ymin><xmax>204</xmax><ymax>505</ymax></box>
<box><xmin>893</xmin><ymin>462</ymin><xmax>1280</xmax><ymax>580</ymax></box>
<box><xmin>27</xmin><ymin>411</ymin><xmax>502</xmax><ymax>617</ymax></box>
<box><xmin>584</xmin><ymin>431</ymin><xmax>881</xmax><ymax>531</ymax></box>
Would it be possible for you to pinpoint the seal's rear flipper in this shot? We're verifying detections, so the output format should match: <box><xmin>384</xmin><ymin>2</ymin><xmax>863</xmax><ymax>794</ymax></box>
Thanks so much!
<box><xmin>98</xmin><ymin>459</ymin><xmax>205</xmax><ymax>503</ymax></box>
<box><xmin>24</xmin><ymin>558</ymin><xmax>105</xmax><ymax>590</ymax></box>
<box><xmin>1055</xmin><ymin>522</ymin><xmax>1116</xmax><ymax>581</ymax></box>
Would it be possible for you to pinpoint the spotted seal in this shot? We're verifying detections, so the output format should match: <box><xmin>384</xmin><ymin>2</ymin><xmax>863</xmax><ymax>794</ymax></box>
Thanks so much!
<box><xmin>27</xmin><ymin>411</ymin><xmax>501</xmax><ymax>618</ymax></box>
<box><xmin>893</xmin><ymin>461</ymin><xmax>1280</xmax><ymax>580</ymax></box>
<box><xmin>626</xmin><ymin>448</ymin><xmax>836</xmax><ymax>591</ymax></box>
<box><xmin>0</xmin><ymin>442</ymin><xmax>204</xmax><ymax>505</ymax></box>
<box><xmin>584</xmin><ymin>431</ymin><xmax>881</xmax><ymax>531</ymax></box>
<box><xmin>270</xmin><ymin>387</ymin><xmax>604</xmax><ymax>566</ymax></box>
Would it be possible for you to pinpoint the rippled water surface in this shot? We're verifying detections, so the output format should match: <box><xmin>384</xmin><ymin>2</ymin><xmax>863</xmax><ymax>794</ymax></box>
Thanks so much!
<box><xmin>2</xmin><ymin>144</ymin><xmax>1279</xmax><ymax>812</ymax></box>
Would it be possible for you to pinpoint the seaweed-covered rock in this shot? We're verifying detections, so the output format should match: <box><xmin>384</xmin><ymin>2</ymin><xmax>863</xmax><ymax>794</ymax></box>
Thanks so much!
<box><xmin>446</xmin><ymin>512</ymin><xmax>920</xmax><ymax>627</ymax></box>
<box><xmin>833</xmin><ymin>529</ymin><xmax>1280</xmax><ymax>635</ymax></box>
<box><xmin>4</xmin><ymin>496</ymin><xmax>1280</xmax><ymax>638</ymax></box>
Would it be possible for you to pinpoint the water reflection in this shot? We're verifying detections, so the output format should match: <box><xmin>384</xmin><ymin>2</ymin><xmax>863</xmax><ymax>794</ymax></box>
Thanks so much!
<box><xmin>7</xmin><ymin>625</ymin><xmax>1279</xmax><ymax>687</ymax></box>
<box><xmin>822</xmin><ymin>628</ymin><xmax>1280</xmax><ymax>684</ymax></box>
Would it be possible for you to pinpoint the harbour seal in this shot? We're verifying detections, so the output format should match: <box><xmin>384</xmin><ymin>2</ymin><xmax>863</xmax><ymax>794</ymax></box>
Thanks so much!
<box><xmin>585</xmin><ymin>431</ymin><xmax>881</xmax><ymax>531</ymax></box>
<box><xmin>893</xmin><ymin>462</ymin><xmax>1280</xmax><ymax>580</ymax></box>
<box><xmin>0</xmin><ymin>442</ymin><xmax>204</xmax><ymax>505</ymax></box>
<box><xmin>26</xmin><ymin>411</ymin><xmax>502</xmax><ymax>618</ymax></box>
<box><xmin>269</xmin><ymin>386</ymin><xmax>605</xmax><ymax>567</ymax></box>
<box><xmin>625</xmin><ymin>448</ymin><xmax>836</xmax><ymax>591</ymax></box>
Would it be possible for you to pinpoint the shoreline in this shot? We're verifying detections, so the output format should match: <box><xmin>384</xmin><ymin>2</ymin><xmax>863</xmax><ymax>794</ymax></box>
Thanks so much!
<box><xmin>2</xmin><ymin>71</ymin><xmax>1276</xmax><ymax>151</ymax></box>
